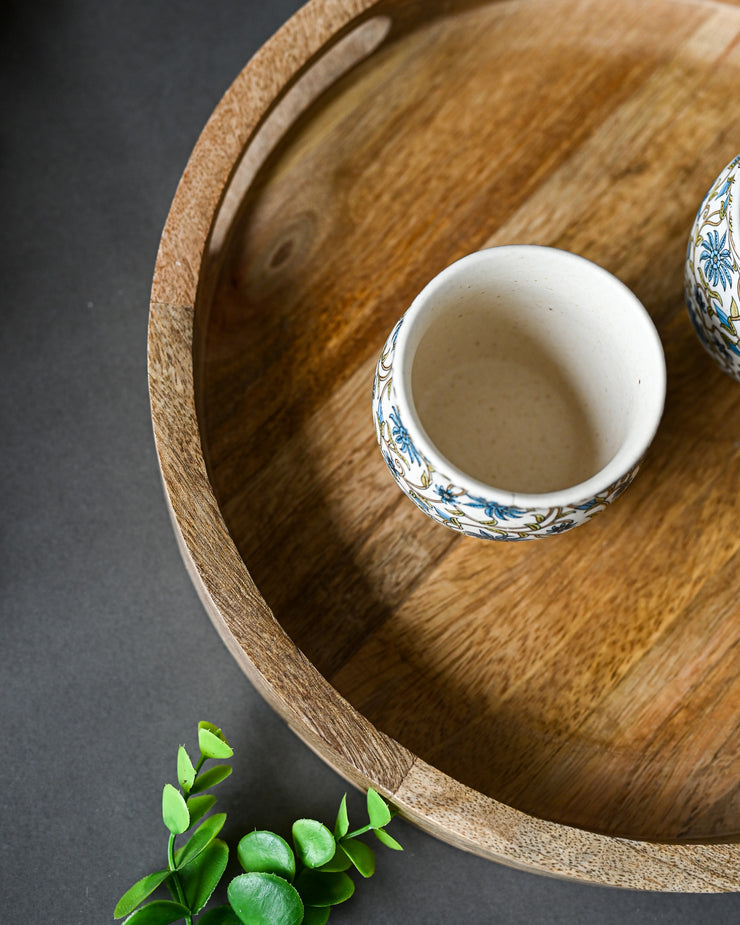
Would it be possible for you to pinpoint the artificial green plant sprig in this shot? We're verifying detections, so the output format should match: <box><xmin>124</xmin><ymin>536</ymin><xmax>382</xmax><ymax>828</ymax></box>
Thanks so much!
<box><xmin>114</xmin><ymin>723</ymin><xmax>402</xmax><ymax>925</ymax></box>
<box><xmin>229</xmin><ymin>787</ymin><xmax>403</xmax><ymax>924</ymax></box>
<box><xmin>114</xmin><ymin>721</ymin><xmax>237</xmax><ymax>925</ymax></box>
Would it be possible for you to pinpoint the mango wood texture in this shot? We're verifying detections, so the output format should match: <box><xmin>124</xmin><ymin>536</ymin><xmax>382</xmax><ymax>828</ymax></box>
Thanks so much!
<box><xmin>149</xmin><ymin>0</ymin><xmax>740</xmax><ymax>889</ymax></box>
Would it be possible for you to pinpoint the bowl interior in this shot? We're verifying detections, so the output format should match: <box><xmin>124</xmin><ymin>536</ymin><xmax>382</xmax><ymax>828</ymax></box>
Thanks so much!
<box><xmin>195</xmin><ymin>0</ymin><xmax>740</xmax><ymax>842</ymax></box>
<box><xmin>399</xmin><ymin>246</ymin><xmax>665</xmax><ymax>497</ymax></box>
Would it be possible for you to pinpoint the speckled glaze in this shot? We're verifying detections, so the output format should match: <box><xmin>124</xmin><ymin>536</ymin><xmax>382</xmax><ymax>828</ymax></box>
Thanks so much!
<box><xmin>685</xmin><ymin>155</ymin><xmax>740</xmax><ymax>383</ymax></box>
<box><xmin>372</xmin><ymin>247</ymin><xmax>666</xmax><ymax>540</ymax></box>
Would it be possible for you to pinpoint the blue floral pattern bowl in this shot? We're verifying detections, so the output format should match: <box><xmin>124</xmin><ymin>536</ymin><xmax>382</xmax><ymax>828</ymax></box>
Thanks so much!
<box><xmin>372</xmin><ymin>246</ymin><xmax>666</xmax><ymax>541</ymax></box>
<box><xmin>685</xmin><ymin>155</ymin><xmax>740</xmax><ymax>383</ymax></box>
<box><xmin>373</xmin><ymin>319</ymin><xmax>639</xmax><ymax>541</ymax></box>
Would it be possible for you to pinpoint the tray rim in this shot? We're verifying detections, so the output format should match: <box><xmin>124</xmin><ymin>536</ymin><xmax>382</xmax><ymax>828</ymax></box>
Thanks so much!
<box><xmin>147</xmin><ymin>0</ymin><xmax>740</xmax><ymax>890</ymax></box>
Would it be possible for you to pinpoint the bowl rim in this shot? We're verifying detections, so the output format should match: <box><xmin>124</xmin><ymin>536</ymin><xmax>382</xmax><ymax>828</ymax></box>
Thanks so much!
<box><xmin>147</xmin><ymin>0</ymin><xmax>740</xmax><ymax>890</ymax></box>
<box><xmin>392</xmin><ymin>244</ymin><xmax>667</xmax><ymax>509</ymax></box>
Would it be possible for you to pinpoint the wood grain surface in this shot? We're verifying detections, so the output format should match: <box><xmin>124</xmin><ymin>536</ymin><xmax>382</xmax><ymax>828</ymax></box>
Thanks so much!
<box><xmin>150</xmin><ymin>0</ymin><xmax>740</xmax><ymax>888</ymax></box>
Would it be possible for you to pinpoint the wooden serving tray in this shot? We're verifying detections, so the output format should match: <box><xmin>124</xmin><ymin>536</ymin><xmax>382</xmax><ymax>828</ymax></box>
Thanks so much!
<box><xmin>149</xmin><ymin>0</ymin><xmax>740</xmax><ymax>889</ymax></box>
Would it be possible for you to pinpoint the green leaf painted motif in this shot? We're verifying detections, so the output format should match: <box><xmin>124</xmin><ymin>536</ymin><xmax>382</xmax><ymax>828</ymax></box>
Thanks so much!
<box><xmin>162</xmin><ymin>784</ymin><xmax>190</xmax><ymax>835</ymax></box>
<box><xmin>227</xmin><ymin>872</ymin><xmax>303</xmax><ymax>925</ymax></box>
<box><xmin>726</xmin><ymin>298</ymin><xmax>739</xmax><ymax>334</ymax></box>
<box><xmin>237</xmin><ymin>831</ymin><xmax>296</xmax><ymax>882</ymax></box>
<box><xmin>292</xmin><ymin>819</ymin><xmax>336</xmax><ymax>869</ymax></box>
<box><xmin>121</xmin><ymin>899</ymin><xmax>189</xmax><ymax>925</ymax></box>
<box><xmin>366</xmin><ymin>789</ymin><xmax>392</xmax><ymax>829</ymax></box>
<box><xmin>179</xmin><ymin>838</ymin><xmax>229</xmax><ymax>913</ymax></box>
<box><xmin>114</xmin><ymin>869</ymin><xmax>170</xmax><ymax>918</ymax></box>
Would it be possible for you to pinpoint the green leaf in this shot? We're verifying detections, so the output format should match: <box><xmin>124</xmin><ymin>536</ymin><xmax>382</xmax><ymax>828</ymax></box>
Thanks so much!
<box><xmin>176</xmin><ymin>813</ymin><xmax>226</xmax><ymax>868</ymax></box>
<box><xmin>114</xmin><ymin>869</ymin><xmax>170</xmax><ymax>918</ymax></box>
<box><xmin>198</xmin><ymin>723</ymin><xmax>233</xmax><ymax>757</ymax></box>
<box><xmin>162</xmin><ymin>784</ymin><xmax>190</xmax><ymax>835</ymax></box>
<box><xmin>191</xmin><ymin>764</ymin><xmax>232</xmax><ymax>794</ymax></box>
<box><xmin>237</xmin><ymin>831</ymin><xmax>296</xmax><ymax>881</ymax></box>
<box><xmin>227</xmin><ymin>872</ymin><xmax>303</xmax><ymax>925</ymax></box>
<box><xmin>366</xmin><ymin>789</ymin><xmax>391</xmax><ymax>829</ymax></box>
<box><xmin>373</xmin><ymin>827</ymin><xmax>403</xmax><ymax>851</ymax></box>
<box><xmin>292</xmin><ymin>819</ymin><xmax>336</xmax><ymax>869</ymax></box>
<box><xmin>340</xmin><ymin>838</ymin><xmax>375</xmax><ymax>878</ymax></box>
<box><xmin>121</xmin><ymin>899</ymin><xmax>189</xmax><ymax>925</ymax></box>
<box><xmin>294</xmin><ymin>870</ymin><xmax>355</xmax><ymax>908</ymax></box>
<box><xmin>186</xmin><ymin>794</ymin><xmax>217</xmax><ymax>829</ymax></box>
<box><xmin>197</xmin><ymin>907</ymin><xmax>242</xmax><ymax>925</ymax></box>
<box><xmin>179</xmin><ymin>838</ymin><xmax>229</xmax><ymax>913</ymax></box>
<box><xmin>198</xmin><ymin>719</ymin><xmax>226</xmax><ymax>742</ymax></box>
<box><xmin>318</xmin><ymin>846</ymin><xmax>351</xmax><ymax>873</ymax></box>
<box><xmin>198</xmin><ymin>721</ymin><xmax>224</xmax><ymax>737</ymax></box>
<box><xmin>199</xmin><ymin>727</ymin><xmax>234</xmax><ymax>760</ymax></box>
<box><xmin>177</xmin><ymin>746</ymin><xmax>196</xmax><ymax>793</ymax></box>
<box><xmin>333</xmin><ymin>795</ymin><xmax>349</xmax><ymax>840</ymax></box>
<box><xmin>302</xmin><ymin>907</ymin><xmax>330</xmax><ymax>925</ymax></box>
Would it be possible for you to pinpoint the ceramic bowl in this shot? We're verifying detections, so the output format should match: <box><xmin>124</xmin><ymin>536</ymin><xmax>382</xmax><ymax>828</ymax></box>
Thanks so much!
<box><xmin>373</xmin><ymin>246</ymin><xmax>666</xmax><ymax>540</ymax></box>
<box><xmin>685</xmin><ymin>154</ymin><xmax>740</xmax><ymax>383</ymax></box>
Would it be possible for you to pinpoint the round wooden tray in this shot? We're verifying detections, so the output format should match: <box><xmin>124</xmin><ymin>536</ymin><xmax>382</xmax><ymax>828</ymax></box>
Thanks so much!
<box><xmin>149</xmin><ymin>0</ymin><xmax>740</xmax><ymax>890</ymax></box>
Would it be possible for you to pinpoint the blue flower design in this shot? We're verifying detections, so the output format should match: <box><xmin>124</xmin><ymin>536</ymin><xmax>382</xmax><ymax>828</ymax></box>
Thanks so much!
<box><xmin>701</xmin><ymin>230</ymin><xmax>734</xmax><ymax>289</ymax></box>
<box><xmin>389</xmin><ymin>407</ymin><xmax>422</xmax><ymax>466</ymax></box>
<box><xmin>435</xmin><ymin>485</ymin><xmax>458</xmax><ymax>505</ymax></box>
<box><xmin>467</xmin><ymin>496</ymin><xmax>527</xmax><ymax>521</ymax></box>
<box><xmin>547</xmin><ymin>520</ymin><xmax>574</xmax><ymax>534</ymax></box>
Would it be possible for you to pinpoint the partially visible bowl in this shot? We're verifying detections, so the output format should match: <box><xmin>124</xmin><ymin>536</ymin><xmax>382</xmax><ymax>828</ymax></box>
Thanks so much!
<box><xmin>685</xmin><ymin>153</ymin><xmax>740</xmax><ymax>383</ymax></box>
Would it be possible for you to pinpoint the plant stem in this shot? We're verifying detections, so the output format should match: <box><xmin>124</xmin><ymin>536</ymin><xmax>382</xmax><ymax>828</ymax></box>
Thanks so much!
<box><xmin>168</xmin><ymin>832</ymin><xmax>193</xmax><ymax>925</ymax></box>
<box><xmin>344</xmin><ymin>824</ymin><xmax>372</xmax><ymax>840</ymax></box>
<box><xmin>168</xmin><ymin>757</ymin><xmax>206</xmax><ymax>925</ymax></box>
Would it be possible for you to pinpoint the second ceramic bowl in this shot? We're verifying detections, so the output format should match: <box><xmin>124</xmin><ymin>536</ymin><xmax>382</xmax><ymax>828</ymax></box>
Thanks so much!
<box><xmin>685</xmin><ymin>154</ymin><xmax>740</xmax><ymax>383</ymax></box>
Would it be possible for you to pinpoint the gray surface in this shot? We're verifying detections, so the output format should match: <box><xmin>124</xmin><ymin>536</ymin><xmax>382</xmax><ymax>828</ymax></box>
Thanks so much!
<box><xmin>1</xmin><ymin>1</ymin><xmax>739</xmax><ymax>922</ymax></box>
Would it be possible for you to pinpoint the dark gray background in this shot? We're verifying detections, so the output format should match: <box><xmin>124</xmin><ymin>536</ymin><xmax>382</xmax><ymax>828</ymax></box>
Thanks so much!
<box><xmin>2</xmin><ymin>1</ymin><xmax>739</xmax><ymax>922</ymax></box>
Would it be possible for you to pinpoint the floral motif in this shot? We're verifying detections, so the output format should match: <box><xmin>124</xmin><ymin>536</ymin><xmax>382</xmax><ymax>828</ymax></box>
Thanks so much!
<box><xmin>685</xmin><ymin>155</ymin><xmax>740</xmax><ymax>383</ymax></box>
<box><xmin>700</xmin><ymin>230</ymin><xmax>733</xmax><ymax>289</ymax></box>
<box><xmin>467</xmin><ymin>496</ymin><xmax>527</xmax><ymax>520</ymax></box>
<box><xmin>389</xmin><ymin>407</ymin><xmax>422</xmax><ymax>466</ymax></box>
<box><xmin>372</xmin><ymin>318</ymin><xmax>641</xmax><ymax>540</ymax></box>
<box><xmin>435</xmin><ymin>485</ymin><xmax>459</xmax><ymax>505</ymax></box>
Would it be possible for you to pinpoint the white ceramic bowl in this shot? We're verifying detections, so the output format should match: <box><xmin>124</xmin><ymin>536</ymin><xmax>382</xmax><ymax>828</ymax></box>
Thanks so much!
<box><xmin>373</xmin><ymin>246</ymin><xmax>666</xmax><ymax>540</ymax></box>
